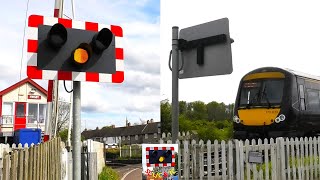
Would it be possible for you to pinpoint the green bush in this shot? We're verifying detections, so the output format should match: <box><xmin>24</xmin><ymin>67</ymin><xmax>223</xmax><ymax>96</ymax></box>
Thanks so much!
<box><xmin>105</xmin><ymin>148</ymin><xmax>120</xmax><ymax>159</ymax></box>
<box><xmin>98</xmin><ymin>166</ymin><xmax>120</xmax><ymax>180</ymax></box>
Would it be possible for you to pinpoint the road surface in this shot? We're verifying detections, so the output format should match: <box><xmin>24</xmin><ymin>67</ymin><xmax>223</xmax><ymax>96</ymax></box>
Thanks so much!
<box><xmin>114</xmin><ymin>164</ymin><xmax>142</xmax><ymax>180</ymax></box>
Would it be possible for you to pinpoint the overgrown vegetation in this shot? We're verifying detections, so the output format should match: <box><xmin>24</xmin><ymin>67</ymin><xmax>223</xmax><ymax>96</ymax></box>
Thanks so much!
<box><xmin>98</xmin><ymin>166</ymin><xmax>120</xmax><ymax>180</ymax></box>
<box><xmin>58</xmin><ymin>129</ymin><xmax>85</xmax><ymax>143</ymax></box>
<box><xmin>105</xmin><ymin>148</ymin><xmax>120</xmax><ymax>159</ymax></box>
<box><xmin>161</xmin><ymin>100</ymin><xmax>234</xmax><ymax>142</ymax></box>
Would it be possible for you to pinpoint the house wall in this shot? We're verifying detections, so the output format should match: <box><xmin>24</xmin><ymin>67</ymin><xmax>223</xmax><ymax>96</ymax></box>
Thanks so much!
<box><xmin>2</xmin><ymin>83</ymin><xmax>47</xmax><ymax>103</ymax></box>
<box><xmin>1</xmin><ymin>82</ymin><xmax>47</xmax><ymax>136</ymax></box>
<box><xmin>121</xmin><ymin>133</ymin><xmax>160</xmax><ymax>145</ymax></box>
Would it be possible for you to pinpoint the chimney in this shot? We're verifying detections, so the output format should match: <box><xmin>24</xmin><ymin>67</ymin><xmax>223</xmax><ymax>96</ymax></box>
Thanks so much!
<box><xmin>127</xmin><ymin>122</ymin><xmax>131</xmax><ymax>126</ymax></box>
<box><xmin>150</xmin><ymin>118</ymin><xmax>154</xmax><ymax>123</ymax></box>
<box><xmin>147</xmin><ymin>120</ymin><xmax>149</xmax><ymax>124</ymax></box>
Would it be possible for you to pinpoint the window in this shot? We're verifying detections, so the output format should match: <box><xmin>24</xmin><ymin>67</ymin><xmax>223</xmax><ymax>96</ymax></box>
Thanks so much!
<box><xmin>2</xmin><ymin>102</ymin><xmax>13</xmax><ymax>124</ymax></box>
<box><xmin>239</xmin><ymin>79</ymin><xmax>284</xmax><ymax>107</ymax></box>
<box><xmin>27</xmin><ymin>103</ymin><xmax>46</xmax><ymax>124</ymax></box>
<box><xmin>128</xmin><ymin>136</ymin><xmax>130</xmax><ymax>140</ymax></box>
<box><xmin>306</xmin><ymin>89</ymin><xmax>320</xmax><ymax>111</ymax></box>
<box><xmin>154</xmin><ymin>133</ymin><xmax>157</xmax><ymax>138</ymax></box>
<box><xmin>122</xmin><ymin>136</ymin><xmax>125</xmax><ymax>141</ymax></box>
<box><xmin>16</xmin><ymin>104</ymin><xmax>25</xmax><ymax>117</ymax></box>
<box><xmin>39</xmin><ymin>104</ymin><xmax>46</xmax><ymax>123</ymax></box>
<box><xmin>135</xmin><ymin>135</ymin><xmax>138</xmax><ymax>140</ymax></box>
<box><xmin>145</xmin><ymin>134</ymin><xmax>148</xmax><ymax>139</ymax></box>
<box><xmin>28</xmin><ymin>103</ymin><xmax>38</xmax><ymax>123</ymax></box>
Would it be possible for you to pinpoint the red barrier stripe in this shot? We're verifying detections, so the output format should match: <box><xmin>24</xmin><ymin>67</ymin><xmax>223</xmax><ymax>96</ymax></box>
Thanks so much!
<box><xmin>27</xmin><ymin>40</ymin><xmax>38</xmax><ymax>53</ymax></box>
<box><xmin>27</xmin><ymin>66</ymin><xmax>42</xmax><ymax>79</ymax></box>
<box><xmin>47</xmin><ymin>80</ymin><xmax>53</xmax><ymax>102</ymax></box>
<box><xmin>58</xmin><ymin>71</ymin><xmax>72</xmax><ymax>80</ymax></box>
<box><xmin>115</xmin><ymin>48</ymin><xmax>124</xmax><ymax>60</ymax></box>
<box><xmin>58</xmin><ymin>18</ymin><xmax>72</xmax><ymax>28</ymax></box>
<box><xmin>28</xmin><ymin>15</ymin><xmax>43</xmax><ymax>27</ymax></box>
<box><xmin>54</xmin><ymin>9</ymin><xmax>59</xmax><ymax>17</ymax></box>
<box><xmin>146</xmin><ymin>147</ymin><xmax>150</xmax><ymax>151</ymax></box>
<box><xmin>85</xmin><ymin>22</ymin><xmax>99</xmax><ymax>32</ymax></box>
<box><xmin>86</xmin><ymin>72</ymin><xmax>99</xmax><ymax>82</ymax></box>
<box><xmin>111</xmin><ymin>25</ymin><xmax>123</xmax><ymax>37</ymax></box>
<box><xmin>112</xmin><ymin>71</ymin><xmax>124</xmax><ymax>83</ymax></box>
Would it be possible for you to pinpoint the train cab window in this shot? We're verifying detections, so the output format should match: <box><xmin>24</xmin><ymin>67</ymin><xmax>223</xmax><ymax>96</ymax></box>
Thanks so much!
<box><xmin>260</xmin><ymin>80</ymin><xmax>284</xmax><ymax>104</ymax></box>
<box><xmin>306</xmin><ymin>89</ymin><xmax>320</xmax><ymax>111</ymax></box>
<box><xmin>239</xmin><ymin>79</ymin><xmax>284</xmax><ymax>107</ymax></box>
<box><xmin>239</xmin><ymin>81</ymin><xmax>261</xmax><ymax>105</ymax></box>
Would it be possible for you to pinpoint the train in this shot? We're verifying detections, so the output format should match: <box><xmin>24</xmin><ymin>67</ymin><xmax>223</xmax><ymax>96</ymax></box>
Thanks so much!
<box><xmin>233</xmin><ymin>67</ymin><xmax>320</xmax><ymax>140</ymax></box>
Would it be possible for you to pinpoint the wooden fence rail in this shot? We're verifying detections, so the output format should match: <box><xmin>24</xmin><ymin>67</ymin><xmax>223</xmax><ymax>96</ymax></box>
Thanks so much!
<box><xmin>1</xmin><ymin>137</ymin><xmax>61</xmax><ymax>180</ymax></box>
<box><xmin>161</xmin><ymin>136</ymin><xmax>320</xmax><ymax>180</ymax></box>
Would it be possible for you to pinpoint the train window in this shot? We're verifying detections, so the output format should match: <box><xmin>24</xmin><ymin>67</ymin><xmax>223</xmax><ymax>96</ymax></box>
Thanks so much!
<box><xmin>239</xmin><ymin>80</ymin><xmax>283</xmax><ymax>107</ymax></box>
<box><xmin>306</xmin><ymin>89</ymin><xmax>320</xmax><ymax>111</ymax></box>
<box><xmin>261</xmin><ymin>80</ymin><xmax>284</xmax><ymax>104</ymax></box>
<box><xmin>239</xmin><ymin>81</ymin><xmax>261</xmax><ymax>105</ymax></box>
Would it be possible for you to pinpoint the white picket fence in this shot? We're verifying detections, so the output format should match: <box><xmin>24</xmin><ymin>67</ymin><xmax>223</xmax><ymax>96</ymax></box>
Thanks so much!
<box><xmin>160</xmin><ymin>136</ymin><xmax>320</xmax><ymax>180</ymax></box>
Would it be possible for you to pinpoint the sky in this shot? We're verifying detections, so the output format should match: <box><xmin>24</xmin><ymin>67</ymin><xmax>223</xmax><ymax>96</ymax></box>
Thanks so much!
<box><xmin>0</xmin><ymin>0</ymin><xmax>160</xmax><ymax>130</ymax></box>
<box><xmin>161</xmin><ymin>0</ymin><xmax>320</xmax><ymax>105</ymax></box>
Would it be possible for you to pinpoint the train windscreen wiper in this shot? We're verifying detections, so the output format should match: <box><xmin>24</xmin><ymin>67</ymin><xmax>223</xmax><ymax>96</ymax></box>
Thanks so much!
<box><xmin>261</xmin><ymin>86</ymin><xmax>271</xmax><ymax>108</ymax></box>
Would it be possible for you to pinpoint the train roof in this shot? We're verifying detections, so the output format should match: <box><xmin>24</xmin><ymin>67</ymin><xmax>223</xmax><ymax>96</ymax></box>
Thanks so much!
<box><xmin>284</xmin><ymin>68</ymin><xmax>320</xmax><ymax>81</ymax></box>
<box><xmin>246</xmin><ymin>67</ymin><xmax>320</xmax><ymax>81</ymax></box>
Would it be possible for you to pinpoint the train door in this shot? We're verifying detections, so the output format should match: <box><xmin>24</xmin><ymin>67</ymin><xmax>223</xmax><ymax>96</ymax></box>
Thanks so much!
<box><xmin>302</xmin><ymin>79</ymin><xmax>320</xmax><ymax>133</ymax></box>
<box><xmin>14</xmin><ymin>102</ymin><xmax>26</xmax><ymax>130</ymax></box>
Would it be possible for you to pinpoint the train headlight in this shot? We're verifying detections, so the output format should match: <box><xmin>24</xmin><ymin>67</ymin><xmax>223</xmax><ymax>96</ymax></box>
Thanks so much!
<box><xmin>233</xmin><ymin>116</ymin><xmax>241</xmax><ymax>124</ymax></box>
<box><xmin>279</xmin><ymin>114</ymin><xmax>286</xmax><ymax>121</ymax></box>
<box><xmin>275</xmin><ymin>117</ymin><xmax>281</xmax><ymax>123</ymax></box>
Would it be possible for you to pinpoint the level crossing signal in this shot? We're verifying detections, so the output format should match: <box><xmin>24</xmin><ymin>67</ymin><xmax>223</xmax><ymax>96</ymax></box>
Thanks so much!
<box><xmin>27</xmin><ymin>15</ymin><xmax>124</xmax><ymax>83</ymax></box>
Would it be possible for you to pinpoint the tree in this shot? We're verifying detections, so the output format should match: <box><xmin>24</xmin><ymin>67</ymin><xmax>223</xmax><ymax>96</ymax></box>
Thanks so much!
<box><xmin>207</xmin><ymin>101</ymin><xmax>229</xmax><ymax>121</ymax></box>
<box><xmin>186</xmin><ymin>101</ymin><xmax>207</xmax><ymax>120</ymax></box>
<box><xmin>160</xmin><ymin>101</ymin><xmax>172</xmax><ymax>133</ymax></box>
<box><xmin>52</xmin><ymin>97</ymin><xmax>71</xmax><ymax>135</ymax></box>
<box><xmin>59</xmin><ymin>129</ymin><xmax>68</xmax><ymax>142</ymax></box>
<box><xmin>179</xmin><ymin>101</ymin><xmax>187</xmax><ymax>115</ymax></box>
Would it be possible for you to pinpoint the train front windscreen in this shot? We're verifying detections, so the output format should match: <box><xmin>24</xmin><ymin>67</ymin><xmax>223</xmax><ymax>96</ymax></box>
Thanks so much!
<box><xmin>239</xmin><ymin>79</ymin><xmax>284</xmax><ymax>108</ymax></box>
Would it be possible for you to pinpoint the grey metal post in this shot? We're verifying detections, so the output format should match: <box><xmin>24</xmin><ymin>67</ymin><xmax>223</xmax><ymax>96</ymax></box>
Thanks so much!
<box><xmin>171</xmin><ymin>26</ymin><xmax>179</xmax><ymax>142</ymax></box>
<box><xmin>72</xmin><ymin>81</ymin><xmax>81</xmax><ymax>180</ymax></box>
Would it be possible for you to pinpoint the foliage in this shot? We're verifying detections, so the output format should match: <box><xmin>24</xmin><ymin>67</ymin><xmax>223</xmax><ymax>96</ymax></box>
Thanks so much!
<box><xmin>98</xmin><ymin>166</ymin><xmax>120</xmax><ymax>180</ymax></box>
<box><xmin>58</xmin><ymin>128</ymin><xmax>85</xmax><ymax>143</ymax></box>
<box><xmin>58</xmin><ymin>129</ymin><xmax>68</xmax><ymax>143</ymax></box>
<box><xmin>52</xmin><ymin>98</ymin><xmax>71</xmax><ymax>135</ymax></box>
<box><xmin>160</xmin><ymin>100</ymin><xmax>235</xmax><ymax>141</ymax></box>
<box><xmin>105</xmin><ymin>148</ymin><xmax>120</xmax><ymax>159</ymax></box>
<box><xmin>161</xmin><ymin>101</ymin><xmax>172</xmax><ymax>133</ymax></box>
<box><xmin>186</xmin><ymin>101</ymin><xmax>208</xmax><ymax>120</ymax></box>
